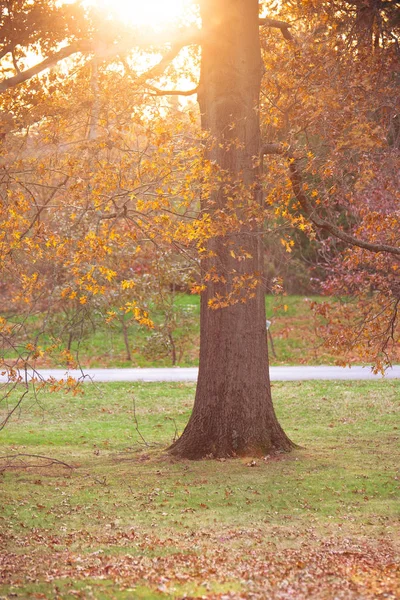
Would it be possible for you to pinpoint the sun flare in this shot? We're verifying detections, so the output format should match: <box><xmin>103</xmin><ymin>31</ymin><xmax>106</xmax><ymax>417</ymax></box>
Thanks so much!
<box><xmin>97</xmin><ymin>0</ymin><xmax>192</xmax><ymax>30</ymax></box>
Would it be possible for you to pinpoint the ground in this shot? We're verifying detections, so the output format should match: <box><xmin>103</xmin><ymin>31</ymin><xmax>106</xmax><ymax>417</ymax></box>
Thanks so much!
<box><xmin>0</xmin><ymin>380</ymin><xmax>399</xmax><ymax>598</ymax></box>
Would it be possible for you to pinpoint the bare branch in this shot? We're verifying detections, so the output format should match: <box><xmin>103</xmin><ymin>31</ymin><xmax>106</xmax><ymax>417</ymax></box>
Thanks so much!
<box><xmin>0</xmin><ymin>388</ymin><xmax>29</xmax><ymax>431</ymax></box>
<box><xmin>0</xmin><ymin>453</ymin><xmax>74</xmax><ymax>471</ymax></box>
<box><xmin>132</xmin><ymin>395</ymin><xmax>150</xmax><ymax>447</ymax></box>
<box><xmin>136</xmin><ymin>40</ymin><xmax>197</xmax><ymax>86</ymax></box>
<box><xmin>259</xmin><ymin>17</ymin><xmax>295</xmax><ymax>42</ymax></box>
<box><xmin>146</xmin><ymin>83</ymin><xmax>198</xmax><ymax>96</ymax></box>
<box><xmin>0</xmin><ymin>43</ymin><xmax>89</xmax><ymax>93</ymax></box>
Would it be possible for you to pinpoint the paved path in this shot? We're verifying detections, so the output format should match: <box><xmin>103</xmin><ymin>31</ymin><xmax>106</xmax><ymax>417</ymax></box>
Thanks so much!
<box><xmin>1</xmin><ymin>365</ymin><xmax>399</xmax><ymax>383</ymax></box>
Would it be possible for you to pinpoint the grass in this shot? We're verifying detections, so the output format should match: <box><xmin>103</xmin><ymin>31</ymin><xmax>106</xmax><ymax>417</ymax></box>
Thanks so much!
<box><xmin>2</xmin><ymin>295</ymin><xmax>346</xmax><ymax>369</ymax></box>
<box><xmin>1</xmin><ymin>380</ymin><xmax>399</xmax><ymax>598</ymax></box>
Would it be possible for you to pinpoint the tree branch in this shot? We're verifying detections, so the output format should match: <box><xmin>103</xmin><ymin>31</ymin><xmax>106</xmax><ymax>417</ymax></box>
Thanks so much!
<box><xmin>135</xmin><ymin>32</ymin><xmax>201</xmax><ymax>86</ymax></box>
<box><xmin>15</xmin><ymin>175</ymin><xmax>70</xmax><ymax>247</ymax></box>
<box><xmin>262</xmin><ymin>143</ymin><xmax>285</xmax><ymax>154</ymax></box>
<box><xmin>146</xmin><ymin>83</ymin><xmax>198</xmax><ymax>96</ymax></box>
<box><xmin>0</xmin><ymin>389</ymin><xmax>28</xmax><ymax>431</ymax></box>
<box><xmin>11</xmin><ymin>48</ymin><xmax>21</xmax><ymax>74</ymax></box>
<box><xmin>0</xmin><ymin>28</ymin><xmax>202</xmax><ymax>94</ymax></box>
<box><xmin>0</xmin><ymin>43</ymin><xmax>89</xmax><ymax>93</ymax></box>
<box><xmin>259</xmin><ymin>17</ymin><xmax>295</xmax><ymax>42</ymax></box>
<box><xmin>262</xmin><ymin>143</ymin><xmax>400</xmax><ymax>257</ymax></box>
<box><xmin>0</xmin><ymin>453</ymin><xmax>74</xmax><ymax>471</ymax></box>
<box><xmin>0</xmin><ymin>44</ymin><xmax>13</xmax><ymax>61</ymax></box>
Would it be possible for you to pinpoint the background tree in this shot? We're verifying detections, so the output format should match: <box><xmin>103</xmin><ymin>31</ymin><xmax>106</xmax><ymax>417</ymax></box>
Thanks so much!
<box><xmin>258</xmin><ymin>0</ymin><xmax>399</xmax><ymax>370</ymax></box>
<box><xmin>1</xmin><ymin>53</ymin><xmax>200</xmax><ymax>370</ymax></box>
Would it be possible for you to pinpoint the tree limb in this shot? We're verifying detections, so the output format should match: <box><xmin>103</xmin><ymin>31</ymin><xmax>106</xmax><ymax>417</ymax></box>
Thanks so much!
<box><xmin>262</xmin><ymin>143</ymin><xmax>400</xmax><ymax>257</ymax></box>
<box><xmin>0</xmin><ymin>388</ymin><xmax>28</xmax><ymax>431</ymax></box>
<box><xmin>135</xmin><ymin>33</ymin><xmax>201</xmax><ymax>86</ymax></box>
<box><xmin>0</xmin><ymin>28</ymin><xmax>202</xmax><ymax>94</ymax></box>
<box><xmin>0</xmin><ymin>43</ymin><xmax>89</xmax><ymax>93</ymax></box>
<box><xmin>91</xmin><ymin>26</ymin><xmax>201</xmax><ymax>62</ymax></box>
<box><xmin>0</xmin><ymin>44</ymin><xmax>13</xmax><ymax>61</ymax></box>
<box><xmin>11</xmin><ymin>48</ymin><xmax>21</xmax><ymax>74</ymax></box>
<box><xmin>146</xmin><ymin>83</ymin><xmax>198</xmax><ymax>96</ymax></box>
<box><xmin>259</xmin><ymin>17</ymin><xmax>295</xmax><ymax>42</ymax></box>
<box><xmin>15</xmin><ymin>175</ymin><xmax>70</xmax><ymax>247</ymax></box>
<box><xmin>0</xmin><ymin>453</ymin><xmax>74</xmax><ymax>471</ymax></box>
<box><xmin>262</xmin><ymin>143</ymin><xmax>285</xmax><ymax>154</ymax></box>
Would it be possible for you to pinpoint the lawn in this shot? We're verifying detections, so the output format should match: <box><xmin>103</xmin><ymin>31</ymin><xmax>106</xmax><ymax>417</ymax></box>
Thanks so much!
<box><xmin>1</xmin><ymin>380</ymin><xmax>399</xmax><ymax>598</ymax></box>
<box><xmin>1</xmin><ymin>295</ymin><xmax>359</xmax><ymax>369</ymax></box>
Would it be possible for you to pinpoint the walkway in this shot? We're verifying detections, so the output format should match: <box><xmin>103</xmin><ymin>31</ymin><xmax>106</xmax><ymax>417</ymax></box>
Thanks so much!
<box><xmin>1</xmin><ymin>365</ymin><xmax>399</xmax><ymax>383</ymax></box>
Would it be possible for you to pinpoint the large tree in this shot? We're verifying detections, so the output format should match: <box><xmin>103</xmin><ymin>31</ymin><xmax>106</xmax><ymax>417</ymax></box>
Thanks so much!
<box><xmin>1</xmin><ymin>0</ymin><xmax>398</xmax><ymax>454</ymax></box>
<box><xmin>170</xmin><ymin>0</ymin><xmax>294</xmax><ymax>458</ymax></box>
<box><xmin>1</xmin><ymin>0</ymin><xmax>295</xmax><ymax>456</ymax></box>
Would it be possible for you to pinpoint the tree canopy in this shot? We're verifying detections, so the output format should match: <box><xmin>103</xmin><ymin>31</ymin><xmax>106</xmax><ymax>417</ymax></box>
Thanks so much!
<box><xmin>1</xmin><ymin>0</ymin><xmax>399</xmax><ymax>453</ymax></box>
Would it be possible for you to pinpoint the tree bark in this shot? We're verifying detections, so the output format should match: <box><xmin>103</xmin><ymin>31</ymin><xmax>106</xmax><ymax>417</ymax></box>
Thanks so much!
<box><xmin>170</xmin><ymin>0</ymin><xmax>294</xmax><ymax>459</ymax></box>
<box><xmin>121</xmin><ymin>317</ymin><xmax>132</xmax><ymax>362</ymax></box>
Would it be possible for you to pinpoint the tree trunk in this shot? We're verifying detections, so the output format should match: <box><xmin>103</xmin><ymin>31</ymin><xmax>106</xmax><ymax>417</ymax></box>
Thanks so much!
<box><xmin>121</xmin><ymin>317</ymin><xmax>132</xmax><ymax>362</ymax></box>
<box><xmin>170</xmin><ymin>0</ymin><xmax>294</xmax><ymax>459</ymax></box>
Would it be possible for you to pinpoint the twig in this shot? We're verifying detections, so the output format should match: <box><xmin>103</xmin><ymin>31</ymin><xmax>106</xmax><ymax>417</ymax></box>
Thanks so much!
<box><xmin>0</xmin><ymin>388</ymin><xmax>29</xmax><ymax>431</ymax></box>
<box><xmin>132</xmin><ymin>395</ymin><xmax>150</xmax><ymax>447</ymax></box>
<box><xmin>0</xmin><ymin>453</ymin><xmax>74</xmax><ymax>472</ymax></box>
<box><xmin>166</xmin><ymin>416</ymin><xmax>179</xmax><ymax>443</ymax></box>
<box><xmin>268</xmin><ymin>329</ymin><xmax>277</xmax><ymax>358</ymax></box>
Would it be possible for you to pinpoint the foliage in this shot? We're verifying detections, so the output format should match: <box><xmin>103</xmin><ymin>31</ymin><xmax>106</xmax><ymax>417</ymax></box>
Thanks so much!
<box><xmin>259</xmin><ymin>0</ymin><xmax>400</xmax><ymax>369</ymax></box>
<box><xmin>1</xmin><ymin>47</ymin><xmax>202</xmax><ymax>376</ymax></box>
<box><xmin>0</xmin><ymin>1</ymin><xmax>399</xmax><ymax>451</ymax></box>
<box><xmin>7</xmin><ymin>294</ymin><xmax>396</xmax><ymax>369</ymax></box>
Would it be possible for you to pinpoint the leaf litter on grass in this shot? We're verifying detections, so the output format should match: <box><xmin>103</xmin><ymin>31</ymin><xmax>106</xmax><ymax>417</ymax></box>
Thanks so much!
<box><xmin>1</xmin><ymin>525</ymin><xmax>399</xmax><ymax>599</ymax></box>
<box><xmin>0</xmin><ymin>380</ymin><xmax>399</xmax><ymax>598</ymax></box>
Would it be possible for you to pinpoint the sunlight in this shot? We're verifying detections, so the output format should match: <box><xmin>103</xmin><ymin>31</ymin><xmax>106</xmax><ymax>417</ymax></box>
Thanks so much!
<box><xmin>97</xmin><ymin>0</ymin><xmax>192</xmax><ymax>30</ymax></box>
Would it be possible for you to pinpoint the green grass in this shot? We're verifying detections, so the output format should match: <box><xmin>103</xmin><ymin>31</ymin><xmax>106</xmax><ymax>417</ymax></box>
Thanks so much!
<box><xmin>1</xmin><ymin>295</ymin><xmax>346</xmax><ymax>368</ymax></box>
<box><xmin>1</xmin><ymin>380</ymin><xmax>399</xmax><ymax>598</ymax></box>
